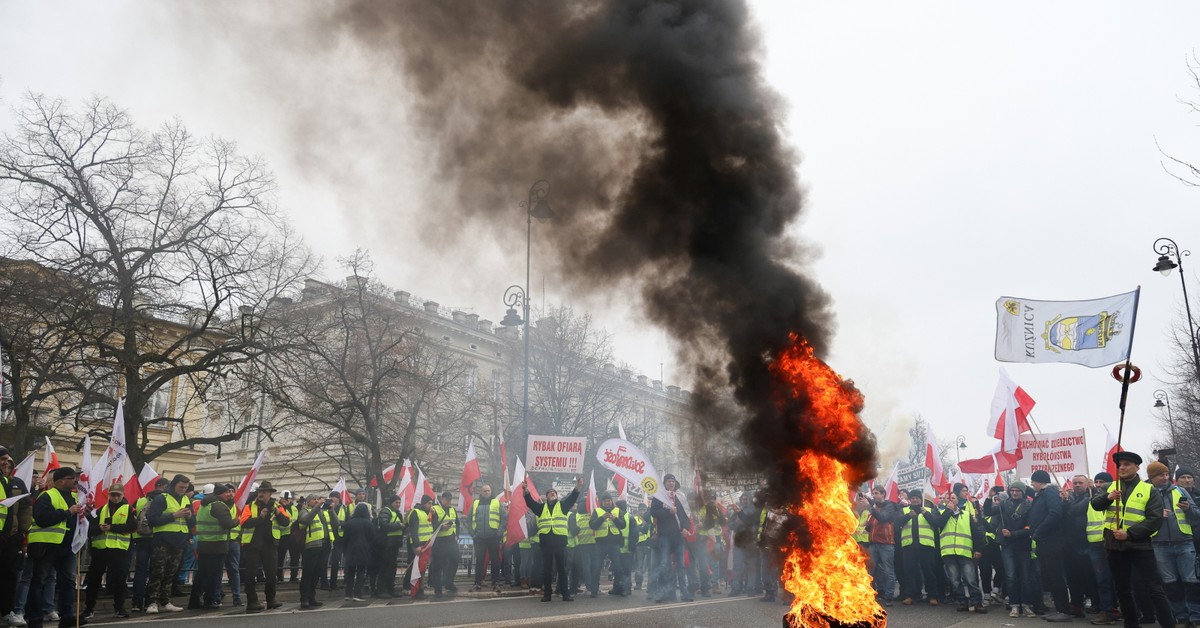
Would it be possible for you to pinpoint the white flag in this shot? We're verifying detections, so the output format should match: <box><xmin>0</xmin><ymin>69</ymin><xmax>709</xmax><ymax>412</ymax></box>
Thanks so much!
<box><xmin>0</xmin><ymin>453</ymin><xmax>36</xmax><ymax>508</ymax></box>
<box><xmin>994</xmin><ymin>289</ymin><xmax>1138</xmax><ymax>367</ymax></box>
<box><xmin>595</xmin><ymin>438</ymin><xmax>673</xmax><ymax>505</ymax></box>
<box><xmin>71</xmin><ymin>435</ymin><xmax>94</xmax><ymax>554</ymax></box>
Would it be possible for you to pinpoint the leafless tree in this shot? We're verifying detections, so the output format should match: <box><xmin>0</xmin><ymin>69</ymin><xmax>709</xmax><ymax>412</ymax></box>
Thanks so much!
<box><xmin>1154</xmin><ymin>311</ymin><xmax>1200</xmax><ymax>470</ymax></box>
<box><xmin>0</xmin><ymin>93</ymin><xmax>316</xmax><ymax>466</ymax></box>
<box><xmin>253</xmin><ymin>252</ymin><xmax>485</xmax><ymax>497</ymax></box>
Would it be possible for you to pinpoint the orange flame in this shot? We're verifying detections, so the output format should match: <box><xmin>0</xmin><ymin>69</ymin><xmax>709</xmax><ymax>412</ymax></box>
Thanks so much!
<box><xmin>772</xmin><ymin>337</ymin><xmax>883</xmax><ymax>628</ymax></box>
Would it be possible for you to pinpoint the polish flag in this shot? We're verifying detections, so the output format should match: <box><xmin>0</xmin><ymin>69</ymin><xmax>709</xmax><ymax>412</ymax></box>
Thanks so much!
<box><xmin>71</xmin><ymin>435</ymin><xmax>95</xmax><ymax>553</ymax></box>
<box><xmin>586</xmin><ymin>470</ymin><xmax>598</xmax><ymax>512</ymax></box>
<box><xmin>124</xmin><ymin>462</ymin><xmax>160</xmax><ymax>504</ymax></box>
<box><xmin>0</xmin><ymin>453</ymin><xmax>37</xmax><ymax>508</ymax></box>
<box><xmin>39</xmin><ymin>436</ymin><xmax>60</xmax><ymax>487</ymax></box>
<box><xmin>497</xmin><ymin>428</ymin><xmax>510</xmax><ymax>503</ymax></box>
<box><xmin>332</xmin><ymin>477</ymin><xmax>349</xmax><ymax>506</ymax></box>
<box><xmin>988</xmin><ymin>368</ymin><xmax>1036</xmax><ymax>453</ymax></box>
<box><xmin>883</xmin><ymin>461</ymin><xmax>901</xmax><ymax>502</ymax></box>
<box><xmin>506</xmin><ymin>458</ymin><xmax>530</xmax><ymax>546</ymax></box>
<box><xmin>233</xmin><ymin>450</ymin><xmax>267</xmax><ymax>511</ymax></box>
<box><xmin>613</xmin><ymin>473</ymin><xmax>627</xmax><ymax>501</ymax></box>
<box><xmin>374</xmin><ymin>463</ymin><xmax>397</xmax><ymax>487</ymax></box>
<box><xmin>415</xmin><ymin>463</ymin><xmax>435</xmax><ymax>502</ymax></box>
<box><xmin>408</xmin><ymin>529</ymin><xmax>438</xmax><ymax>595</ymax></box>
<box><xmin>458</xmin><ymin>441</ymin><xmax>482</xmax><ymax>513</ymax></box>
<box><xmin>1104</xmin><ymin>425</ymin><xmax>1122</xmax><ymax>480</ymax></box>
<box><xmin>397</xmin><ymin>460</ymin><xmax>415</xmax><ymax>507</ymax></box>
<box><xmin>924</xmin><ymin>425</ymin><xmax>949</xmax><ymax>493</ymax></box>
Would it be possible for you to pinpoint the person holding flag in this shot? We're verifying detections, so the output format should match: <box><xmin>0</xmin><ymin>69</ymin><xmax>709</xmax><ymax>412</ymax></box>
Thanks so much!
<box><xmin>430</xmin><ymin>491</ymin><xmax>460</xmax><ymax>598</ymax></box>
<box><xmin>26</xmin><ymin>467</ymin><xmax>83</xmax><ymax>628</ymax></box>
<box><xmin>239</xmin><ymin>481</ymin><xmax>287</xmax><ymax>613</ymax></box>
<box><xmin>404</xmin><ymin>495</ymin><xmax>433</xmax><ymax>599</ymax></box>
<box><xmin>524</xmin><ymin>477</ymin><xmax>582</xmax><ymax>602</ymax></box>
<box><xmin>82</xmin><ymin>484</ymin><xmax>136</xmax><ymax>620</ymax></box>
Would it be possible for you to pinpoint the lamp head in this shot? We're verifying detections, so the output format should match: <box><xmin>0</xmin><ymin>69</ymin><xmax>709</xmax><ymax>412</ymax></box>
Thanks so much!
<box><xmin>528</xmin><ymin>198</ymin><xmax>554</xmax><ymax>223</ymax></box>
<box><xmin>1154</xmin><ymin>398</ymin><xmax>1167</xmax><ymax>409</ymax></box>
<box><xmin>1154</xmin><ymin>254</ymin><xmax>1177</xmax><ymax>277</ymax></box>
<box><xmin>500</xmin><ymin>308</ymin><xmax>523</xmax><ymax>327</ymax></box>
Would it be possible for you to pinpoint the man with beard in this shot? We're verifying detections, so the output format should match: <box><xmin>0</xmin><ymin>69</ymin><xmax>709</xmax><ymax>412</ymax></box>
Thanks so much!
<box><xmin>524</xmin><ymin>479</ymin><xmax>582</xmax><ymax>602</ymax></box>
<box><xmin>469</xmin><ymin>484</ymin><xmax>505</xmax><ymax>592</ymax></box>
<box><xmin>863</xmin><ymin>485</ymin><xmax>899</xmax><ymax>607</ymax></box>
<box><xmin>144</xmin><ymin>474</ymin><xmax>194</xmax><ymax>614</ymax></box>
<box><xmin>1090</xmin><ymin>451</ymin><xmax>1174</xmax><ymax>628</ymax></box>
<box><xmin>25</xmin><ymin>467</ymin><xmax>83</xmax><ymax>628</ymax></box>
<box><xmin>1146</xmin><ymin>461</ymin><xmax>1200</xmax><ymax>627</ymax></box>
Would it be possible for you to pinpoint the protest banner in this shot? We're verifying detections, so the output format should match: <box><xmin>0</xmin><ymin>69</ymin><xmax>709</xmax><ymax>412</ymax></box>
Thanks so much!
<box><xmin>1016</xmin><ymin>428</ymin><xmax>1089</xmax><ymax>480</ymax></box>
<box><xmin>526</xmin><ymin>435</ymin><xmax>588</xmax><ymax>474</ymax></box>
<box><xmin>703</xmin><ymin>471</ymin><xmax>766</xmax><ymax>508</ymax></box>
<box><xmin>896</xmin><ymin>463</ymin><xmax>929</xmax><ymax>495</ymax></box>
<box><xmin>595</xmin><ymin>438</ymin><xmax>672</xmax><ymax>504</ymax></box>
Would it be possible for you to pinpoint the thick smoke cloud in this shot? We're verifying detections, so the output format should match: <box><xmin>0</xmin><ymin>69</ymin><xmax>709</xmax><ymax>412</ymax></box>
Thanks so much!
<box><xmin>310</xmin><ymin>0</ymin><xmax>875</xmax><ymax>499</ymax></box>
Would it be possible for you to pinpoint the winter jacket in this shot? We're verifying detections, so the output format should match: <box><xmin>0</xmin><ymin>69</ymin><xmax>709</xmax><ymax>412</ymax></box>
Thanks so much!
<box><xmin>1027</xmin><ymin>486</ymin><xmax>1066</xmax><ymax>542</ymax></box>
<box><xmin>341</xmin><ymin>503</ymin><xmax>375</xmax><ymax>567</ymax></box>
<box><xmin>194</xmin><ymin>494</ymin><xmax>237</xmax><ymax>555</ymax></box>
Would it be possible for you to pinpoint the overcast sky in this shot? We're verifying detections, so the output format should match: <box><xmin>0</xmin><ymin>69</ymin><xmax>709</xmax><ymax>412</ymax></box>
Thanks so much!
<box><xmin>2</xmin><ymin>1</ymin><xmax>1198</xmax><ymax>477</ymax></box>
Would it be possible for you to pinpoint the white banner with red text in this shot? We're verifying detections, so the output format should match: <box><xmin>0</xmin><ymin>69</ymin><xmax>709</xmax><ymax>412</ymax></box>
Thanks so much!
<box><xmin>526</xmin><ymin>435</ymin><xmax>588</xmax><ymax>474</ymax></box>
<box><xmin>595</xmin><ymin>438</ymin><xmax>672</xmax><ymax>505</ymax></box>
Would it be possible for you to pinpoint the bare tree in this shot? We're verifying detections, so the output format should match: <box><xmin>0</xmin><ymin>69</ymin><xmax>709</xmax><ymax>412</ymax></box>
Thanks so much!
<box><xmin>253</xmin><ymin>252</ymin><xmax>484</xmax><ymax>497</ymax></box>
<box><xmin>0</xmin><ymin>94</ymin><xmax>316</xmax><ymax>466</ymax></box>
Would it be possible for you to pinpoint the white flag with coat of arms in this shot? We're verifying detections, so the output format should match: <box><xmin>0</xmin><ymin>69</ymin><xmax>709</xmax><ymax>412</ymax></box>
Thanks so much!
<box><xmin>994</xmin><ymin>289</ymin><xmax>1138</xmax><ymax>367</ymax></box>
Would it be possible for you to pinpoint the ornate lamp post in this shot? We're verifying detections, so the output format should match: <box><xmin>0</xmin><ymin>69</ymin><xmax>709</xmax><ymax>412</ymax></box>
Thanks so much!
<box><xmin>955</xmin><ymin>435</ymin><xmax>967</xmax><ymax>467</ymax></box>
<box><xmin>501</xmin><ymin>181</ymin><xmax>554</xmax><ymax>448</ymax></box>
<box><xmin>1153</xmin><ymin>237</ymin><xmax>1200</xmax><ymax>382</ymax></box>
<box><xmin>1154</xmin><ymin>389</ymin><xmax>1178</xmax><ymax>450</ymax></box>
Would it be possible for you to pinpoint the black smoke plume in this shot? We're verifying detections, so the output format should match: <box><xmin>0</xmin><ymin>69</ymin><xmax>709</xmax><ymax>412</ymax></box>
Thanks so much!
<box><xmin>309</xmin><ymin>0</ymin><xmax>877</xmax><ymax>504</ymax></box>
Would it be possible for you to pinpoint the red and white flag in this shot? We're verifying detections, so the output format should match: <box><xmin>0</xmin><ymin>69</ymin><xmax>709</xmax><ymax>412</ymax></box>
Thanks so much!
<box><xmin>408</xmin><ymin>527</ymin><xmax>438</xmax><ymax>595</ymax></box>
<box><xmin>613</xmin><ymin>473</ymin><xmax>627</xmax><ymax>501</ymax></box>
<box><xmin>458</xmin><ymin>440</ymin><xmax>482</xmax><ymax>513</ymax></box>
<box><xmin>988</xmin><ymin>368</ymin><xmax>1036</xmax><ymax>453</ymax></box>
<box><xmin>923</xmin><ymin>425</ymin><xmax>949</xmax><ymax>493</ymax></box>
<box><xmin>375</xmin><ymin>463</ymin><xmax>397</xmax><ymax>487</ymax></box>
<box><xmin>883</xmin><ymin>461</ymin><xmax>900</xmax><ymax>502</ymax></box>
<box><xmin>71</xmin><ymin>435</ymin><xmax>95</xmax><ymax>553</ymax></box>
<box><xmin>497</xmin><ymin>428</ymin><xmax>510</xmax><ymax>504</ymax></box>
<box><xmin>39</xmin><ymin>436</ymin><xmax>60</xmax><ymax>487</ymax></box>
<box><xmin>397</xmin><ymin>460</ymin><xmax>416</xmax><ymax>508</ymax></box>
<box><xmin>124</xmin><ymin>462</ymin><xmax>160</xmax><ymax>504</ymax></box>
<box><xmin>332</xmin><ymin>477</ymin><xmax>349</xmax><ymax>505</ymax></box>
<box><xmin>233</xmin><ymin>450</ymin><xmax>267</xmax><ymax>511</ymax></box>
<box><xmin>506</xmin><ymin>458</ymin><xmax>530</xmax><ymax>547</ymax></box>
<box><xmin>415</xmin><ymin>463</ymin><xmax>435</xmax><ymax>502</ymax></box>
<box><xmin>95</xmin><ymin>400</ymin><xmax>135</xmax><ymax>509</ymax></box>
<box><xmin>1104</xmin><ymin>425</ymin><xmax>1121</xmax><ymax>480</ymax></box>
<box><xmin>586</xmin><ymin>470</ymin><xmax>598</xmax><ymax>513</ymax></box>
<box><xmin>0</xmin><ymin>453</ymin><xmax>36</xmax><ymax>508</ymax></box>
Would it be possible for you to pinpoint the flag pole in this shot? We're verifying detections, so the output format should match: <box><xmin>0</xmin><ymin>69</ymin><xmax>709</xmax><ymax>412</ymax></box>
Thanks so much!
<box><xmin>1021</xmin><ymin>412</ymin><xmax>1066</xmax><ymax>487</ymax></box>
<box><xmin>1113</xmin><ymin>286</ymin><xmax>1142</xmax><ymax>529</ymax></box>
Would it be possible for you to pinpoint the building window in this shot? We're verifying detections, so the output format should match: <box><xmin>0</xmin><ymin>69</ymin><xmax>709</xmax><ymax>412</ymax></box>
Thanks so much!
<box><xmin>143</xmin><ymin>387</ymin><xmax>172</xmax><ymax>420</ymax></box>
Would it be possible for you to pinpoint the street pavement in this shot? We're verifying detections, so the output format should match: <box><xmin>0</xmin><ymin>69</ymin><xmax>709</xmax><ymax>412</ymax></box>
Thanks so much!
<box><xmin>77</xmin><ymin>583</ymin><xmax>1084</xmax><ymax>627</ymax></box>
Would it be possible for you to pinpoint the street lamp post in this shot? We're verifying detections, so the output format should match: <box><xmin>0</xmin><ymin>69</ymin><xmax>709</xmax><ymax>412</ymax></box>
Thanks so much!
<box><xmin>501</xmin><ymin>181</ymin><xmax>554</xmax><ymax>450</ymax></box>
<box><xmin>955</xmin><ymin>435</ymin><xmax>967</xmax><ymax>467</ymax></box>
<box><xmin>1154</xmin><ymin>389</ymin><xmax>1178</xmax><ymax>449</ymax></box>
<box><xmin>1153</xmin><ymin>237</ymin><xmax>1200</xmax><ymax>382</ymax></box>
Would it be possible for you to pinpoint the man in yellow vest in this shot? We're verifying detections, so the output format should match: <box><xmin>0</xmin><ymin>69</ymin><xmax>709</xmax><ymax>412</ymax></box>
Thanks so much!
<box><xmin>469</xmin><ymin>484</ymin><xmax>505</xmax><ymax>592</ymax></box>
<box><xmin>931</xmin><ymin>490</ymin><xmax>986</xmax><ymax>613</ymax></box>
<box><xmin>1086</xmin><ymin>471</ymin><xmax>1118</xmax><ymax>624</ymax></box>
<box><xmin>187</xmin><ymin>484</ymin><xmax>236</xmax><ymax>610</ymax></box>
<box><xmin>377</xmin><ymin>494</ymin><xmax>408</xmax><ymax>598</ymax></box>
<box><xmin>274</xmin><ymin>491</ymin><xmax>300</xmax><ymax>583</ymax></box>
<box><xmin>83</xmin><ymin>485</ymin><xmax>137</xmax><ymax>619</ymax></box>
<box><xmin>1090</xmin><ymin>451</ymin><xmax>1174</xmax><ymax>628</ymax></box>
<box><xmin>0</xmin><ymin>448</ymin><xmax>31</xmax><ymax>626</ymax></box>
<box><xmin>297</xmin><ymin>494</ymin><xmax>333</xmax><ymax>609</ymax></box>
<box><xmin>144</xmin><ymin>474</ymin><xmax>194</xmax><ymax>614</ymax></box>
<box><xmin>324</xmin><ymin>491</ymin><xmax>344</xmax><ymax>591</ymax></box>
<box><xmin>130</xmin><ymin>477</ymin><xmax>169</xmax><ymax>613</ymax></box>
<box><xmin>897</xmin><ymin>489</ymin><xmax>939</xmax><ymax>606</ymax></box>
<box><xmin>405</xmin><ymin>495</ymin><xmax>432</xmax><ymax>598</ymax></box>
<box><xmin>1147</xmin><ymin>460</ymin><xmax>1200</xmax><ymax>626</ymax></box>
<box><xmin>26</xmin><ymin>467</ymin><xmax>84</xmax><ymax>628</ymax></box>
<box><xmin>239</xmin><ymin>481</ymin><xmax>288</xmax><ymax>613</ymax></box>
<box><xmin>568</xmin><ymin>499</ymin><xmax>594</xmax><ymax>596</ymax></box>
<box><xmin>524</xmin><ymin>478</ymin><xmax>582</xmax><ymax>602</ymax></box>
<box><xmin>589</xmin><ymin>492</ymin><xmax>626</xmax><ymax>599</ymax></box>
<box><xmin>430</xmin><ymin>491</ymin><xmax>460</xmax><ymax>598</ymax></box>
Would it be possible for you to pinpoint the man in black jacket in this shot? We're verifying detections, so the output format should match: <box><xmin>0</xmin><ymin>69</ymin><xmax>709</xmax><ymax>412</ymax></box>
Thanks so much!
<box><xmin>649</xmin><ymin>474</ymin><xmax>692</xmax><ymax>604</ymax></box>
<box><xmin>84</xmin><ymin>485</ymin><xmax>138</xmax><ymax>619</ymax></box>
<box><xmin>1090</xmin><ymin>451</ymin><xmax>1174</xmax><ymax>628</ymax></box>
<box><xmin>144</xmin><ymin>474</ymin><xmax>194</xmax><ymax>614</ymax></box>
<box><xmin>240</xmin><ymin>482</ymin><xmax>288</xmax><ymax>613</ymax></box>
<box><xmin>26</xmin><ymin>467</ymin><xmax>83</xmax><ymax>628</ymax></box>
<box><xmin>525</xmin><ymin>479</ymin><xmax>581</xmax><ymax>602</ymax></box>
<box><xmin>1027</xmin><ymin>470</ymin><xmax>1072</xmax><ymax>622</ymax></box>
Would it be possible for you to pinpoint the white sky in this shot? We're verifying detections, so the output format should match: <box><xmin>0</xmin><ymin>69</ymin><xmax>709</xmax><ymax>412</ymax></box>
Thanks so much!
<box><xmin>2</xmin><ymin>1</ymin><xmax>1199</xmax><ymax>477</ymax></box>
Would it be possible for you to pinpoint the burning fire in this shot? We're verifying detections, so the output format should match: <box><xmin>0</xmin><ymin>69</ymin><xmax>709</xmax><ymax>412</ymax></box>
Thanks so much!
<box><xmin>772</xmin><ymin>337</ymin><xmax>884</xmax><ymax>628</ymax></box>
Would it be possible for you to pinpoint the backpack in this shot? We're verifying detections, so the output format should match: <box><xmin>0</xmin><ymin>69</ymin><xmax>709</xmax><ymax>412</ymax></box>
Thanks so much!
<box><xmin>136</xmin><ymin>505</ymin><xmax>153</xmax><ymax>536</ymax></box>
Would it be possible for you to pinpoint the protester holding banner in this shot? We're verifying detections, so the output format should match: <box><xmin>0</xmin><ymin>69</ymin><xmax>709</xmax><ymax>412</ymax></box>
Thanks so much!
<box><xmin>1090</xmin><ymin>451</ymin><xmax>1174</xmax><ymax>628</ymax></box>
<box><xmin>523</xmin><ymin>479</ymin><xmax>581</xmax><ymax>602</ymax></box>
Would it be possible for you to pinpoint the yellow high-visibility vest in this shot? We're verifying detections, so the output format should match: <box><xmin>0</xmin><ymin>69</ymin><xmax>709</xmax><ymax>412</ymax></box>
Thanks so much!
<box><xmin>153</xmin><ymin>493</ymin><xmax>191</xmax><ymax>535</ymax></box>
<box><xmin>899</xmin><ymin>506</ymin><xmax>936</xmax><ymax>548</ymax></box>
<box><xmin>28</xmin><ymin>489</ymin><xmax>70</xmax><ymax>546</ymax></box>
<box><xmin>939</xmin><ymin>510</ymin><xmax>973</xmax><ymax>558</ymax></box>
<box><xmin>433</xmin><ymin>505</ymin><xmax>458</xmax><ymax>538</ymax></box>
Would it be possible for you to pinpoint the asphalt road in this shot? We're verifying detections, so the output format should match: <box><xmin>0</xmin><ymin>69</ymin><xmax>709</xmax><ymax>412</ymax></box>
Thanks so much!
<box><xmin>82</xmin><ymin>593</ymin><xmax>1074</xmax><ymax>627</ymax></box>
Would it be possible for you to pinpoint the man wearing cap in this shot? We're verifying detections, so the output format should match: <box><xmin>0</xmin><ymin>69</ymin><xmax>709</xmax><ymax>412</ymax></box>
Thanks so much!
<box><xmin>590</xmin><ymin>492</ymin><xmax>626</xmax><ymax>598</ymax></box>
<box><xmin>145</xmin><ymin>474</ymin><xmax>194</xmax><ymax>614</ymax></box>
<box><xmin>221</xmin><ymin>483</ymin><xmax>243</xmax><ymax>609</ymax></box>
<box><xmin>240</xmin><ymin>481</ymin><xmax>288</xmax><ymax>613</ymax></box>
<box><xmin>83</xmin><ymin>484</ymin><xmax>136</xmax><ymax>619</ymax></box>
<box><xmin>649</xmin><ymin>474</ymin><xmax>691</xmax><ymax>604</ymax></box>
<box><xmin>188</xmin><ymin>483</ymin><xmax>236</xmax><ymax>610</ymax></box>
<box><xmin>430</xmin><ymin>491</ymin><xmax>460</xmax><ymax>598</ymax></box>
<box><xmin>130</xmin><ymin>477</ymin><xmax>169</xmax><ymax>613</ymax></box>
<box><xmin>987</xmin><ymin>481</ymin><xmax>1037</xmax><ymax>617</ymax></box>
<box><xmin>469</xmin><ymin>484</ymin><xmax>505</xmax><ymax>593</ymax></box>
<box><xmin>26</xmin><ymin>467</ymin><xmax>84</xmax><ymax>628</ymax></box>
<box><xmin>323</xmin><ymin>491</ymin><xmax>343</xmax><ymax>591</ymax></box>
<box><xmin>1146</xmin><ymin>460</ymin><xmax>1200</xmax><ymax>627</ymax></box>
<box><xmin>524</xmin><ymin>478</ymin><xmax>582</xmax><ymax>602</ymax></box>
<box><xmin>0</xmin><ymin>447</ymin><xmax>32</xmax><ymax>625</ymax></box>
<box><xmin>1027</xmin><ymin>469</ymin><xmax>1073</xmax><ymax>622</ymax></box>
<box><xmin>1091</xmin><ymin>451</ymin><xmax>1175</xmax><ymax>628</ymax></box>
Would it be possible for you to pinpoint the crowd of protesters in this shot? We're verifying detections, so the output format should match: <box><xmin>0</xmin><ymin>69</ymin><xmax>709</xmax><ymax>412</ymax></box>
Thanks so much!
<box><xmin>859</xmin><ymin>450</ymin><xmax>1200</xmax><ymax>627</ymax></box>
<box><xmin>0</xmin><ymin>449</ymin><xmax>793</xmax><ymax>628</ymax></box>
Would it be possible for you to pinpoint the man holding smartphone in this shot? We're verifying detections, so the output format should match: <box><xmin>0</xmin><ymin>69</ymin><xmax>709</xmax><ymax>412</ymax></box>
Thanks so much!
<box><xmin>1147</xmin><ymin>460</ymin><xmax>1200</xmax><ymax>627</ymax></box>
